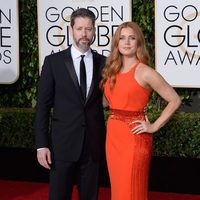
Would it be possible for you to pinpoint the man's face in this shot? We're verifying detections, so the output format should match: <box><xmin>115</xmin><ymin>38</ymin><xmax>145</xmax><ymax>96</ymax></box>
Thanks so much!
<box><xmin>70</xmin><ymin>17</ymin><xmax>96</xmax><ymax>53</ymax></box>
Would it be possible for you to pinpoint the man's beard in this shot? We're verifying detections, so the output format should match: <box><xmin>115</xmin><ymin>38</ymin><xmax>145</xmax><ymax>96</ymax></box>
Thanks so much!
<box><xmin>75</xmin><ymin>38</ymin><xmax>91</xmax><ymax>50</ymax></box>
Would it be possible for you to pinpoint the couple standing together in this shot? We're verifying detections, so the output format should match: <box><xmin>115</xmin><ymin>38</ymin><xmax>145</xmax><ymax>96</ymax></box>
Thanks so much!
<box><xmin>35</xmin><ymin>8</ymin><xmax>181</xmax><ymax>200</ymax></box>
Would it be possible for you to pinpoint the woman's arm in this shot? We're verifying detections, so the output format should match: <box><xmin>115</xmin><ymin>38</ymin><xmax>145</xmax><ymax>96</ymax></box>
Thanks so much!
<box><xmin>132</xmin><ymin>65</ymin><xmax>181</xmax><ymax>134</ymax></box>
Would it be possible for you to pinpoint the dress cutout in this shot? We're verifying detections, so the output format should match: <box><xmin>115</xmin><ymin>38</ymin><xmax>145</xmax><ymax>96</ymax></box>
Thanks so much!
<box><xmin>104</xmin><ymin>62</ymin><xmax>152</xmax><ymax>200</ymax></box>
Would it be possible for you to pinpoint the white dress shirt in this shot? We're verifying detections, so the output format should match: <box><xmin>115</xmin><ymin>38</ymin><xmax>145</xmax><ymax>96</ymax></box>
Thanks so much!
<box><xmin>71</xmin><ymin>45</ymin><xmax>93</xmax><ymax>96</ymax></box>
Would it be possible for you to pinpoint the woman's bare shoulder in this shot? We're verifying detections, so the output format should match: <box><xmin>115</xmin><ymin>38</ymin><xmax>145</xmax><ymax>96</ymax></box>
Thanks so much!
<box><xmin>137</xmin><ymin>63</ymin><xmax>157</xmax><ymax>78</ymax></box>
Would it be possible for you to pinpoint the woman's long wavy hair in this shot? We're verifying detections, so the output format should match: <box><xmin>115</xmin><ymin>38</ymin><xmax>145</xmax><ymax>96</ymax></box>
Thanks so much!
<box><xmin>100</xmin><ymin>21</ymin><xmax>150</xmax><ymax>90</ymax></box>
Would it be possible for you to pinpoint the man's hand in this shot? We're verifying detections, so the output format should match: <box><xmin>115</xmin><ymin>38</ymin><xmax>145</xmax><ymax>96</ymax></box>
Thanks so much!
<box><xmin>37</xmin><ymin>148</ymin><xmax>52</xmax><ymax>169</ymax></box>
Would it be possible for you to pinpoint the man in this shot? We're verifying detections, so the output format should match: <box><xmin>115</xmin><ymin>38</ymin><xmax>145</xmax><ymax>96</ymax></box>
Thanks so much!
<box><xmin>35</xmin><ymin>8</ymin><xmax>106</xmax><ymax>200</ymax></box>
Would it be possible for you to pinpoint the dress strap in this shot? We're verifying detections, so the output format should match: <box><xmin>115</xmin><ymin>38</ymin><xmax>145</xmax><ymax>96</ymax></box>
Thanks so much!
<box><xmin>132</xmin><ymin>61</ymin><xmax>140</xmax><ymax>73</ymax></box>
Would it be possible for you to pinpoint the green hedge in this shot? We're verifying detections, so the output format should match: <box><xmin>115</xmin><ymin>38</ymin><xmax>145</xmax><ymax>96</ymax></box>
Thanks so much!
<box><xmin>0</xmin><ymin>108</ymin><xmax>35</xmax><ymax>148</ymax></box>
<box><xmin>0</xmin><ymin>109</ymin><xmax>199</xmax><ymax>159</ymax></box>
<box><xmin>149</xmin><ymin>112</ymin><xmax>200</xmax><ymax>158</ymax></box>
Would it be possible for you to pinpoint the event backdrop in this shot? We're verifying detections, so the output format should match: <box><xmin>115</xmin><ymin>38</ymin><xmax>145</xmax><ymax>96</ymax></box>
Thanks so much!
<box><xmin>37</xmin><ymin>0</ymin><xmax>132</xmax><ymax>70</ymax></box>
<box><xmin>0</xmin><ymin>0</ymin><xmax>19</xmax><ymax>84</ymax></box>
<box><xmin>0</xmin><ymin>0</ymin><xmax>199</xmax><ymax>88</ymax></box>
<box><xmin>155</xmin><ymin>0</ymin><xmax>200</xmax><ymax>88</ymax></box>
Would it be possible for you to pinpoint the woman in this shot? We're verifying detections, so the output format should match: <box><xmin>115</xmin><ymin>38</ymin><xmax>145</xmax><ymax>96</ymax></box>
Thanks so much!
<box><xmin>100</xmin><ymin>22</ymin><xmax>181</xmax><ymax>200</ymax></box>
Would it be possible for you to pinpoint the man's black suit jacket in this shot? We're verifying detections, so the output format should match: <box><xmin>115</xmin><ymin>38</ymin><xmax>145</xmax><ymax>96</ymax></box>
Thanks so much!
<box><xmin>35</xmin><ymin>47</ymin><xmax>106</xmax><ymax>162</ymax></box>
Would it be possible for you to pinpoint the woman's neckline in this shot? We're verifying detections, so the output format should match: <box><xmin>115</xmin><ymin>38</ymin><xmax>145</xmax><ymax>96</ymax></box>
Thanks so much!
<box><xmin>119</xmin><ymin>61</ymin><xmax>140</xmax><ymax>75</ymax></box>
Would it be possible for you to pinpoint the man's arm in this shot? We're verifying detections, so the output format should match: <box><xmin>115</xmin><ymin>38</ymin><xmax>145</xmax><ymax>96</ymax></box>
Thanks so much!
<box><xmin>35</xmin><ymin>56</ymin><xmax>54</xmax><ymax>169</ymax></box>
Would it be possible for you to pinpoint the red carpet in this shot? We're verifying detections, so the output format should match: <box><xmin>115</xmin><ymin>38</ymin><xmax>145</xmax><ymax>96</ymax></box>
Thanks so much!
<box><xmin>0</xmin><ymin>180</ymin><xmax>200</xmax><ymax>200</ymax></box>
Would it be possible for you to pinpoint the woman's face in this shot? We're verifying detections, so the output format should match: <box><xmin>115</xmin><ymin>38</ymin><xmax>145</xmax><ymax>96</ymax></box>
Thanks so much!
<box><xmin>118</xmin><ymin>27</ymin><xmax>138</xmax><ymax>57</ymax></box>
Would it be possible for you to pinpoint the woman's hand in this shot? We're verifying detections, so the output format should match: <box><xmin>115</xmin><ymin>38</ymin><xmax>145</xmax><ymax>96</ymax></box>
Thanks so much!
<box><xmin>131</xmin><ymin>120</ymin><xmax>156</xmax><ymax>134</ymax></box>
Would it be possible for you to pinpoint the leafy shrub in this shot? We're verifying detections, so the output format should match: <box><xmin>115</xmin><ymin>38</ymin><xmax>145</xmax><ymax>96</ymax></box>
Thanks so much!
<box><xmin>0</xmin><ymin>108</ymin><xmax>35</xmax><ymax>148</ymax></box>
<box><xmin>150</xmin><ymin>112</ymin><xmax>200</xmax><ymax>158</ymax></box>
<box><xmin>0</xmin><ymin>109</ymin><xmax>199</xmax><ymax>159</ymax></box>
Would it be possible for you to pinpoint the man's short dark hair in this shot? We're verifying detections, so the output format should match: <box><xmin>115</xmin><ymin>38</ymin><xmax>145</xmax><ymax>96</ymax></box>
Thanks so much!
<box><xmin>70</xmin><ymin>8</ymin><xmax>96</xmax><ymax>27</ymax></box>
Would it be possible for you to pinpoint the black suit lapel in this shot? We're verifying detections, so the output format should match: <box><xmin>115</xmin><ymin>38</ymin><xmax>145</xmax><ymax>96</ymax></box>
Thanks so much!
<box><xmin>63</xmin><ymin>48</ymin><xmax>84</xmax><ymax>103</ymax></box>
<box><xmin>86</xmin><ymin>52</ymin><xmax>99</xmax><ymax>104</ymax></box>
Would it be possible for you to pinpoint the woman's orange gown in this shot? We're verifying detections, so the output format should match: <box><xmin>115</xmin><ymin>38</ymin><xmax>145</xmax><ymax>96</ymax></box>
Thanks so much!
<box><xmin>104</xmin><ymin>62</ymin><xmax>153</xmax><ymax>200</ymax></box>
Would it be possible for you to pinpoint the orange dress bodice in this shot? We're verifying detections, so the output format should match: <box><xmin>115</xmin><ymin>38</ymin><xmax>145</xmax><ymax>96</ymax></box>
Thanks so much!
<box><xmin>104</xmin><ymin>63</ymin><xmax>150</xmax><ymax>112</ymax></box>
